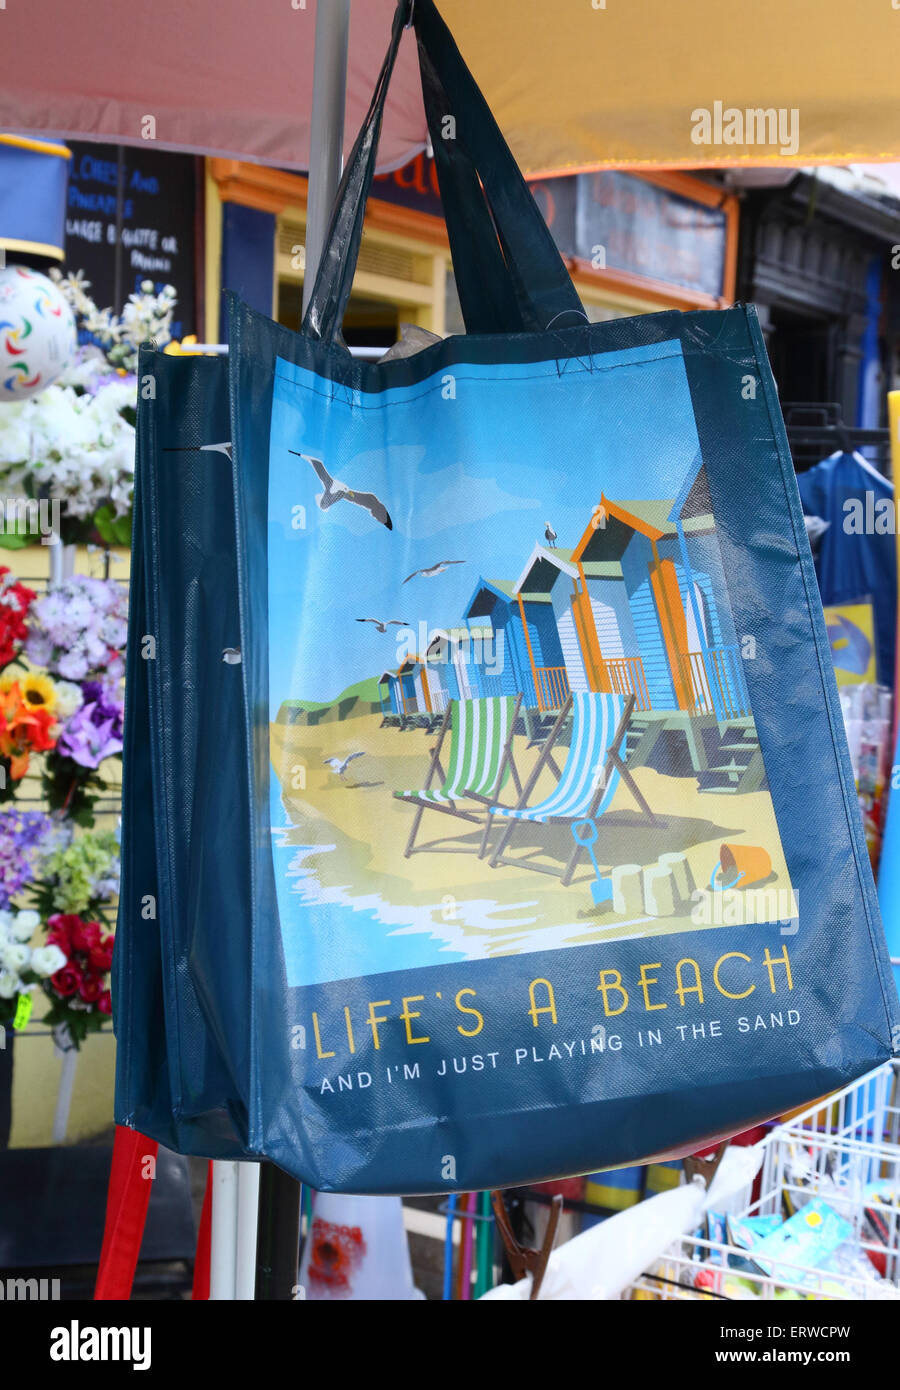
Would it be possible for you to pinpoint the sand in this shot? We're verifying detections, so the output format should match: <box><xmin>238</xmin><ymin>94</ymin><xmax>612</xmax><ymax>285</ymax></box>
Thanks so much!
<box><xmin>269</xmin><ymin>714</ymin><xmax>794</xmax><ymax>961</ymax></box>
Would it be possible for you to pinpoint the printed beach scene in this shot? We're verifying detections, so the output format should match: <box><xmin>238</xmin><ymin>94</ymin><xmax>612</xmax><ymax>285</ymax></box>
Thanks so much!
<box><xmin>267</xmin><ymin>341</ymin><xmax>795</xmax><ymax>987</ymax></box>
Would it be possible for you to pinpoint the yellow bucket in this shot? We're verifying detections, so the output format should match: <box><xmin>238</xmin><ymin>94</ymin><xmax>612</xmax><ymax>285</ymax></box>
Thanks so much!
<box><xmin>712</xmin><ymin>842</ymin><xmax>772</xmax><ymax>889</ymax></box>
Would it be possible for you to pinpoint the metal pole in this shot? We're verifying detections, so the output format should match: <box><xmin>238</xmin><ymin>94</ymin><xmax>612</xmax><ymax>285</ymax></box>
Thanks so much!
<box><xmin>255</xmin><ymin>1165</ymin><xmax>303</xmax><ymax>1300</ymax></box>
<box><xmin>254</xmin><ymin>0</ymin><xmax>351</xmax><ymax>1298</ymax></box>
<box><xmin>210</xmin><ymin>1160</ymin><xmax>239</xmax><ymax>1300</ymax></box>
<box><xmin>235</xmin><ymin>1162</ymin><xmax>261</xmax><ymax>1299</ymax></box>
<box><xmin>51</xmin><ymin>1037</ymin><xmax>78</xmax><ymax>1145</ymax></box>
<box><xmin>302</xmin><ymin>0</ymin><xmax>351</xmax><ymax>314</ymax></box>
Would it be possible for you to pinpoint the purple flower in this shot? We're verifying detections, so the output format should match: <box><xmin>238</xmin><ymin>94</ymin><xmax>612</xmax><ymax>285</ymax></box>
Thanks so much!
<box><xmin>25</xmin><ymin>632</ymin><xmax>53</xmax><ymax>667</ymax></box>
<box><xmin>79</xmin><ymin>681</ymin><xmax>124</xmax><ymax>736</ymax></box>
<box><xmin>0</xmin><ymin>808</ymin><xmax>56</xmax><ymax>909</ymax></box>
<box><xmin>87</xmin><ymin>371</ymin><xmax>137</xmax><ymax>397</ymax></box>
<box><xmin>25</xmin><ymin>576</ymin><xmax>128</xmax><ymax>684</ymax></box>
<box><xmin>57</xmin><ymin>687</ymin><xmax>124</xmax><ymax>769</ymax></box>
<box><xmin>56</xmin><ymin>649</ymin><xmax>91</xmax><ymax>681</ymax></box>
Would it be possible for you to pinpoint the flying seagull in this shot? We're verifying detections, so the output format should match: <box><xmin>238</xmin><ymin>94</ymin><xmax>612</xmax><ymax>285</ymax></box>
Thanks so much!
<box><xmin>402</xmin><ymin>560</ymin><xmax>465</xmax><ymax>584</ymax></box>
<box><xmin>544</xmin><ymin>522</ymin><xmax>558</xmax><ymax>548</ymax></box>
<box><xmin>163</xmin><ymin>442</ymin><xmax>233</xmax><ymax>461</ymax></box>
<box><xmin>356</xmin><ymin>618</ymin><xmax>410</xmax><ymax>633</ymax></box>
<box><xmin>324</xmin><ymin>752</ymin><xmax>366</xmax><ymax>779</ymax></box>
<box><xmin>289</xmin><ymin>451</ymin><xmax>392</xmax><ymax>530</ymax></box>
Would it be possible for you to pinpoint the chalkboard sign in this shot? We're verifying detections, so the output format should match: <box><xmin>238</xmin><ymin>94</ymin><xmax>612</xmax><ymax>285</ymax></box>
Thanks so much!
<box><xmin>64</xmin><ymin>142</ymin><xmax>198</xmax><ymax>342</ymax></box>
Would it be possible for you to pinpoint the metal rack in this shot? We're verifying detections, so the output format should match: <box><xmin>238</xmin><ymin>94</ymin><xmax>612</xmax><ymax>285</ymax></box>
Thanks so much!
<box><xmin>629</xmin><ymin>1061</ymin><xmax>900</xmax><ymax>1301</ymax></box>
<box><xmin>782</xmin><ymin>400</ymin><xmax>892</xmax><ymax>476</ymax></box>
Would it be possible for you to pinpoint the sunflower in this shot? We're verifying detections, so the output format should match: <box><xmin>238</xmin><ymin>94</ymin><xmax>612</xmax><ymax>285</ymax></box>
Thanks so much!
<box><xmin>20</xmin><ymin>672</ymin><xmax>57</xmax><ymax>714</ymax></box>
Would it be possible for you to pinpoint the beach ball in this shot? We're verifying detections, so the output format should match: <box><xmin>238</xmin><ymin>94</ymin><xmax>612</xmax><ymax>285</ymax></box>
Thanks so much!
<box><xmin>0</xmin><ymin>265</ymin><xmax>76</xmax><ymax>402</ymax></box>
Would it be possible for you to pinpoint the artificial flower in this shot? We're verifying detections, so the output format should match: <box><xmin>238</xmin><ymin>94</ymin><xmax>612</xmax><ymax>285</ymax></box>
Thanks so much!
<box><xmin>77</xmin><ymin>974</ymin><xmax>102</xmax><ymax>1004</ymax></box>
<box><xmin>0</xmin><ymin>808</ymin><xmax>57</xmax><ymax>908</ymax></box>
<box><xmin>26</xmin><ymin>576</ymin><xmax>128</xmax><ymax>685</ymax></box>
<box><xmin>36</xmin><ymin>830</ymin><xmax>120</xmax><ymax>917</ymax></box>
<box><xmin>0</xmin><ymin>568</ymin><xmax>35</xmax><ymax>668</ymax></box>
<box><xmin>88</xmin><ymin>941</ymin><xmax>114</xmax><ymax>973</ymax></box>
<box><xmin>0</xmin><ymin>941</ymin><xmax>30</xmax><ymax>972</ymax></box>
<box><xmin>53</xmin><ymin>680</ymin><xmax>84</xmax><ymax>720</ymax></box>
<box><xmin>40</xmin><ymin>910</ymin><xmax>115</xmax><ymax>1046</ymax></box>
<box><xmin>70</xmin><ymin>919</ymin><xmax>101</xmax><ymax>952</ymax></box>
<box><xmin>20</xmin><ymin>672</ymin><xmax>57</xmax><ymax>715</ymax></box>
<box><xmin>56</xmin><ymin>688</ymin><xmax>123</xmax><ymax>769</ymax></box>
<box><xmin>46</xmin><ymin>913</ymin><xmax>81</xmax><ymax>951</ymax></box>
<box><xmin>49</xmin><ymin>965</ymin><xmax>80</xmax><ymax>997</ymax></box>
<box><xmin>9</xmin><ymin>909</ymin><xmax>40</xmax><ymax>941</ymax></box>
<box><xmin>0</xmin><ymin>385</ymin><xmax>136</xmax><ymax>523</ymax></box>
<box><xmin>0</xmin><ymin>679</ymin><xmax>57</xmax><ymax>779</ymax></box>
<box><xmin>30</xmin><ymin>943</ymin><xmax>67</xmax><ymax>977</ymax></box>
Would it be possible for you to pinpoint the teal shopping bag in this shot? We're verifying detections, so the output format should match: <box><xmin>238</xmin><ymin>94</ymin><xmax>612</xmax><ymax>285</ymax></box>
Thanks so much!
<box><xmin>114</xmin><ymin>352</ymin><xmax>251</xmax><ymax>1156</ymax></box>
<box><xmin>117</xmin><ymin>0</ymin><xmax>899</xmax><ymax>1191</ymax></box>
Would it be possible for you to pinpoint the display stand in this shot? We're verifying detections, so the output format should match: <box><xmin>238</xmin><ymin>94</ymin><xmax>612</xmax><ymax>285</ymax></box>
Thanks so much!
<box><xmin>782</xmin><ymin>400</ymin><xmax>892</xmax><ymax>474</ymax></box>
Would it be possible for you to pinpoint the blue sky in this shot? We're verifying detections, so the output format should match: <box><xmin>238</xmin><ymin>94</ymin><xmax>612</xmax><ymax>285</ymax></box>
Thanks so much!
<box><xmin>267</xmin><ymin>339</ymin><xmax>701</xmax><ymax>712</ymax></box>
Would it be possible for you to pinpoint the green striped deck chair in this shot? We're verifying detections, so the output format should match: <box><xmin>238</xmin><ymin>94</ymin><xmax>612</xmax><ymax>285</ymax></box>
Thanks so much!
<box><xmin>395</xmin><ymin>695</ymin><xmax>522</xmax><ymax>856</ymax></box>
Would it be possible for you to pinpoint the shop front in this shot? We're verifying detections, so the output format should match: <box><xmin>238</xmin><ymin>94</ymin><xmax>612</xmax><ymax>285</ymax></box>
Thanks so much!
<box><xmin>206</xmin><ymin>154</ymin><xmax>738</xmax><ymax>346</ymax></box>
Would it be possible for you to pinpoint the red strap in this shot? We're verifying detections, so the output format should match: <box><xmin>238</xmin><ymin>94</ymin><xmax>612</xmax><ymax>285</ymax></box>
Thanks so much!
<box><xmin>192</xmin><ymin>1161</ymin><xmax>213</xmax><ymax>1300</ymax></box>
<box><xmin>94</xmin><ymin>1124</ymin><xmax>159</xmax><ymax>1300</ymax></box>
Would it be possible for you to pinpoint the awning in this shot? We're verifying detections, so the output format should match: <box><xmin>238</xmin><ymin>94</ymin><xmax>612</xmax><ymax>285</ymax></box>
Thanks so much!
<box><xmin>3</xmin><ymin>1</ymin><xmax>900</xmax><ymax>177</ymax></box>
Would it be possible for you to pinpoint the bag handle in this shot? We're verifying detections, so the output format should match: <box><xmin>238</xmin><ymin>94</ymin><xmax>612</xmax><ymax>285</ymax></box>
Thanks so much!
<box><xmin>301</xmin><ymin>0</ymin><xmax>586</xmax><ymax>344</ymax></box>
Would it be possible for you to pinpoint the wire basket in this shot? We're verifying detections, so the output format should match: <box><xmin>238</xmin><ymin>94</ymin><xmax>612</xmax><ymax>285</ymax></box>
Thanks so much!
<box><xmin>629</xmin><ymin>1061</ymin><xmax>900</xmax><ymax>1301</ymax></box>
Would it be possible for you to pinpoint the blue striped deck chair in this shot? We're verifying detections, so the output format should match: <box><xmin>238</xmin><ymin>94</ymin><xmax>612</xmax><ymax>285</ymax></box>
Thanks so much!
<box><xmin>395</xmin><ymin>695</ymin><xmax>523</xmax><ymax>857</ymax></box>
<box><xmin>484</xmin><ymin>692</ymin><xmax>659</xmax><ymax>883</ymax></box>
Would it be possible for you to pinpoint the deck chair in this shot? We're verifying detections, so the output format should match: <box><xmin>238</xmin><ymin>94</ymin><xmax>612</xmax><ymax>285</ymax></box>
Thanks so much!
<box><xmin>483</xmin><ymin>691</ymin><xmax>660</xmax><ymax>883</ymax></box>
<box><xmin>395</xmin><ymin>695</ymin><xmax>522</xmax><ymax>856</ymax></box>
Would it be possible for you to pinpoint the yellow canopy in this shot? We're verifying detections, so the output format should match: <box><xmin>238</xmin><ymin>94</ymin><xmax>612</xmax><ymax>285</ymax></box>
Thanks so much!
<box><xmin>442</xmin><ymin>0</ymin><xmax>900</xmax><ymax>176</ymax></box>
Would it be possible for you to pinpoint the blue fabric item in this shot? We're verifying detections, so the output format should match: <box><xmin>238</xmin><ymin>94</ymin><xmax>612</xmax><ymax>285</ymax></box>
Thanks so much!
<box><xmin>877</xmin><ymin>722</ymin><xmax>900</xmax><ymax>997</ymax></box>
<box><xmin>0</xmin><ymin>142</ymin><xmax>68</xmax><ymax>253</ymax></box>
<box><xmin>220</xmin><ymin>202</ymin><xmax>276</xmax><ymax>341</ymax></box>
<box><xmin>796</xmin><ymin>451</ymin><xmax>897</xmax><ymax>686</ymax></box>
<box><xmin>491</xmin><ymin>693</ymin><xmax>623</xmax><ymax>822</ymax></box>
<box><xmin>114</xmin><ymin>0</ymin><xmax>899</xmax><ymax>1192</ymax></box>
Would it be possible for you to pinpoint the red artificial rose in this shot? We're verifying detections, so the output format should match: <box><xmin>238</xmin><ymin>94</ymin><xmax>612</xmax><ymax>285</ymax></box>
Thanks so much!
<box><xmin>50</xmin><ymin>965</ymin><xmax>80</xmax><ymax>997</ymax></box>
<box><xmin>0</xmin><ymin>568</ymin><xmax>35</xmax><ymax>668</ymax></box>
<box><xmin>97</xmin><ymin>990</ymin><xmax>112</xmax><ymax>1015</ymax></box>
<box><xmin>78</xmin><ymin>975</ymin><xmax>102</xmax><ymax>1004</ymax></box>
<box><xmin>88</xmin><ymin>943</ymin><xmax>114</xmax><ymax>974</ymax></box>
<box><xmin>71</xmin><ymin>919</ymin><xmax>102</xmax><ymax>952</ymax></box>
<box><xmin>46</xmin><ymin>913</ymin><xmax>82</xmax><ymax>951</ymax></box>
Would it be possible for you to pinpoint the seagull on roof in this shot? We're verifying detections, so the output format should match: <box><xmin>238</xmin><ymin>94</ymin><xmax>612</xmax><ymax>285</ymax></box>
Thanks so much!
<box><xmin>356</xmin><ymin>618</ymin><xmax>410</xmax><ymax>633</ymax></box>
<box><xmin>289</xmin><ymin>451</ymin><xmax>392</xmax><ymax>530</ymax></box>
<box><xmin>324</xmin><ymin>752</ymin><xmax>366</xmax><ymax>779</ymax></box>
<box><xmin>163</xmin><ymin>442</ymin><xmax>233</xmax><ymax>460</ymax></box>
<box><xmin>402</xmin><ymin>560</ymin><xmax>465</xmax><ymax>584</ymax></box>
<box><xmin>544</xmin><ymin>521</ymin><xmax>558</xmax><ymax>548</ymax></box>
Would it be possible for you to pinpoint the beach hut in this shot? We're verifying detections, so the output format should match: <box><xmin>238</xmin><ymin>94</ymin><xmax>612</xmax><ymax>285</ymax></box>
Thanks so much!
<box><xmin>668</xmin><ymin>459</ymin><xmax>750</xmax><ymax>719</ymax></box>
<box><xmin>379</xmin><ymin>656</ymin><xmax>436</xmax><ymax>719</ymax></box>
<box><xmin>378</xmin><ymin>669</ymin><xmax>403</xmax><ymax>717</ymax></box>
<box><xmin>404</xmin><ymin>655</ymin><xmax>435</xmax><ymax>716</ymax></box>
<box><xmin>510</xmin><ymin>546</ymin><xmax>582</xmax><ymax>710</ymax></box>
<box><xmin>422</xmin><ymin>630</ymin><xmax>463</xmax><ymax>714</ymax></box>
<box><xmin>461</xmin><ymin>579</ymin><xmax>531</xmax><ymax>701</ymax></box>
<box><xmin>569</xmin><ymin>458</ymin><xmax>741</xmax><ymax>714</ymax></box>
